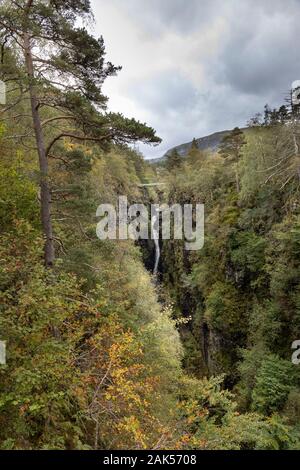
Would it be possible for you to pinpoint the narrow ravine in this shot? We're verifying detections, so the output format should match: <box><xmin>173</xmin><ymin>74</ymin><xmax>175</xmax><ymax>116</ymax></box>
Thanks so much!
<box><xmin>151</xmin><ymin>207</ymin><xmax>160</xmax><ymax>275</ymax></box>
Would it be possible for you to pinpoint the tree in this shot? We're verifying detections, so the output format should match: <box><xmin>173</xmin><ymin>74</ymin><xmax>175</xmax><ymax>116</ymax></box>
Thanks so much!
<box><xmin>191</xmin><ymin>137</ymin><xmax>198</xmax><ymax>150</ymax></box>
<box><xmin>219</xmin><ymin>127</ymin><xmax>246</xmax><ymax>192</ymax></box>
<box><xmin>263</xmin><ymin>104</ymin><xmax>290</xmax><ymax>126</ymax></box>
<box><xmin>0</xmin><ymin>0</ymin><xmax>161</xmax><ymax>266</ymax></box>
<box><xmin>247</xmin><ymin>112</ymin><xmax>262</xmax><ymax>127</ymax></box>
<box><xmin>264</xmin><ymin>105</ymin><xmax>275</xmax><ymax>126</ymax></box>
<box><xmin>165</xmin><ymin>148</ymin><xmax>182</xmax><ymax>171</ymax></box>
<box><xmin>277</xmin><ymin>105</ymin><xmax>289</xmax><ymax>124</ymax></box>
<box><xmin>251</xmin><ymin>355</ymin><xmax>295</xmax><ymax>415</ymax></box>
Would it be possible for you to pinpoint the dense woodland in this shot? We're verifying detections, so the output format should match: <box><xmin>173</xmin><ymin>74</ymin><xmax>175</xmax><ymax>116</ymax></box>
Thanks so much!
<box><xmin>1</xmin><ymin>0</ymin><xmax>300</xmax><ymax>450</ymax></box>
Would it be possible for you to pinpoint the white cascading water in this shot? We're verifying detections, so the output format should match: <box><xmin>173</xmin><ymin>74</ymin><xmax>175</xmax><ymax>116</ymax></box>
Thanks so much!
<box><xmin>151</xmin><ymin>208</ymin><xmax>160</xmax><ymax>275</ymax></box>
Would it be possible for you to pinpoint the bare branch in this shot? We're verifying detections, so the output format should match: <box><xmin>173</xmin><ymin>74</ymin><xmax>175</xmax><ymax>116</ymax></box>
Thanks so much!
<box><xmin>41</xmin><ymin>115</ymin><xmax>76</xmax><ymax>127</ymax></box>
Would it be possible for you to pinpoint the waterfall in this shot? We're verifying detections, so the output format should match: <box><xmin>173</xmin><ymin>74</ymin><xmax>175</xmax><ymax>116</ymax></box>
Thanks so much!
<box><xmin>151</xmin><ymin>208</ymin><xmax>160</xmax><ymax>275</ymax></box>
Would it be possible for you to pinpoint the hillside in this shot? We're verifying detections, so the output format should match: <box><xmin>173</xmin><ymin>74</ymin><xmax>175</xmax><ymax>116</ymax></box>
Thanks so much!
<box><xmin>149</xmin><ymin>128</ymin><xmax>251</xmax><ymax>164</ymax></box>
<box><xmin>149</xmin><ymin>129</ymin><xmax>231</xmax><ymax>164</ymax></box>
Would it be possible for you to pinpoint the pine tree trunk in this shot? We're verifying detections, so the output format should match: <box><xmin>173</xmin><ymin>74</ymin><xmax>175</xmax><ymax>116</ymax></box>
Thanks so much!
<box><xmin>23</xmin><ymin>33</ymin><xmax>55</xmax><ymax>267</ymax></box>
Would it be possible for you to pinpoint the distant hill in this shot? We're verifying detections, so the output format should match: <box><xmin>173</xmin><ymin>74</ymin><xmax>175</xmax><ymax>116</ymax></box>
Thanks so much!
<box><xmin>149</xmin><ymin>128</ymin><xmax>246</xmax><ymax>164</ymax></box>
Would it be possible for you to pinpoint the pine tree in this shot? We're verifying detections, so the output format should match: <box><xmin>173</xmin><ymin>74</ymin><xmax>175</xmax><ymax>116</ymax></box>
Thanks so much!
<box><xmin>0</xmin><ymin>0</ymin><xmax>161</xmax><ymax>266</ymax></box>
<box><xmin>165</xmin><ymin>148</ymin><xmax>182</xmax><ymax>171</ymax></box>
<box><xmin>191</xmin><ymin>137</ymin><xmax>198</xmax><ymax>150</ymax></box>
<box><xmin>277</xmin><ymin>105</ymin><xmax>289</xmax><ymax>123</ymax></box>
<box><xmin>219</xmin><ymin>127</ymin><xmax>246</xmax><ymax>192</ymax></box>
<box><xmin>251</xmin><ymin>355</ymin><xmax>295</xmax><ymax>414</ymax></box>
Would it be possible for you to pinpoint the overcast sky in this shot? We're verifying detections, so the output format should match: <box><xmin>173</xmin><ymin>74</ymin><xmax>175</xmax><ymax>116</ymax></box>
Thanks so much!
<box><xmin>91</xmin><ymin>0</ymin><xmax>300</xmax><ymax>159</ymax></box>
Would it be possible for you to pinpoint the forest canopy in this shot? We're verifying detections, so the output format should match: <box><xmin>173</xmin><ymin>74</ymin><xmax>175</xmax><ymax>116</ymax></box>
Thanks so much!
<box><xmin>1</xmin><ymin>0</ymin><xmax>300</xmax><ymax>453</ymax></box>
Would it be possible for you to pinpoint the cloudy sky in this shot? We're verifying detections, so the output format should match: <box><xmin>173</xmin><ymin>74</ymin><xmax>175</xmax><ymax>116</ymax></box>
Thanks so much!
<box><xmin>91</xmin><ymin>0</ymin><xmax>300</xmax><ymax>159</ymax></box>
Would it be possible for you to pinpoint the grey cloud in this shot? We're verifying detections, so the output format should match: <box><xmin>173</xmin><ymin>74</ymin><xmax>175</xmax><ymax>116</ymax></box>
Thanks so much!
<box><xmin>108</xmin><ymin>0</ymin><xmax>225</xmax><ymax>35</ymax></box>
<box><xmin>92</xmin><ymin>0</ymin><xmax>300</xmax><ymax>158</ymax></box>
<box><xmin>215</xmin><ymin>1</ymin><xmax>300</xmax><ymax>98</ymax></box>
<box><xmin>128</xmin><ymin>70</ymin><xmax>198</xmax><ymax>114</ymax></box>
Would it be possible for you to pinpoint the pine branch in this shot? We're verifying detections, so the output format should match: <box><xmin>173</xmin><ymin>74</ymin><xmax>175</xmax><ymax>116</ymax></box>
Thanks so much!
<box><xmin>45</xmin><ymin>132</ymin><xmax>113</xmax><ymax>156</ymax></box>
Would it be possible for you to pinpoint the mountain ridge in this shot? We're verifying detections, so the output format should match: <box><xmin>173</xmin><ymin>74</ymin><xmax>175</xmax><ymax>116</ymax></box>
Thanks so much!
<box><xmin>149</xmin><ymin>128</ymin><xmax>247</xmax><ymax>163</ymax></box>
